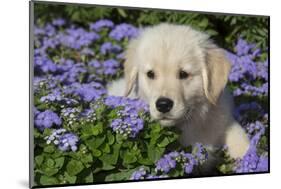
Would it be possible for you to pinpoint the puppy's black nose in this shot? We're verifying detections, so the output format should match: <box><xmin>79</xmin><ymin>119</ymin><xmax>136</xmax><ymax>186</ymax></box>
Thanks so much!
<box><xmin>156</xmin><ymin>97</ymin><xmax>174</xmax><ymax>113</ymax></box>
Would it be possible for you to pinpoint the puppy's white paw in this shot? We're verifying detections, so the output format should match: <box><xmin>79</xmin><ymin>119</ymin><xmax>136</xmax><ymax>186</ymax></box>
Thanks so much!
<box><xmin>225</xmin><ymin>122</ymin><xmax>250</xmax><ymax>159</ymax></box>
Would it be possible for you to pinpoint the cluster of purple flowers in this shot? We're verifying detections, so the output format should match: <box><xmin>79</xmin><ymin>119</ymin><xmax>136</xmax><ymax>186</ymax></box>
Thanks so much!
<box><xmin>44</xmin><ymin>128</ymin><xmax>79</xmax><ymax>152</ymax></box>
<box><xmin>89</xmin><ymin>59</ymin><xmax>121</xmax><ymax>76</ymax></box>
<box><xmin>131</xmin><ymin>143</ymin><xmax>207</xmax><ymax>180</ymax></box>
<box><xmin>156</xmin><ymin>151</ymin><xmax>197</xmax><ymax>174</ymax></box>
<box><xmin>227</xmin><ymin>39</ymin><xmax>268</xmax><ymax>97</ymax></box>
<box><xmin>130</xmin><ymin>167</ymin><xmax>168</xmax><ymax>180</ymax></box>
<box><xmin>233</xmin><ymin>115</ymin><xmax>268</xmax><ymax>173</ymax></box>
<box><xmin>34</xmin><ymin>110</ymin><xmax>62</xmax><ymax>131</ymax></box>
<box><xmin>100</xmin><ymin>42</ymin><xmax>122</xmax><ymax>55</ymax></box>
<box><xmin>89</xmin><ymin>19</ymin><xmax>114</xmax><ymax>32</ymax></box>
<box><xmin>34</xmin><ymin>18</ymin><xmax>268</xmax><ymax>176</ymax></box>
<box><xmin>105</xmin><ymin>96</ymin><xmax>148</xmax><ymax>138</ymax></box>
<box><xmin>109</xmin><ymin>23</ymin><xmax>139</xmax><ymax>41</ymax></box>
<box><xmin>234</xmin><ymin>136</ymin><xmax>268</xmax><ymax>173</ymax></box>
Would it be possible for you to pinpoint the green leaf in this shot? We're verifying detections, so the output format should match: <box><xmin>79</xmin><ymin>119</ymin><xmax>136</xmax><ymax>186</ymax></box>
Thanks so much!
<box><xmin>123</xmin><ymin>151</ymin><xmax>137</xmax><ymax>165</ymax></box>
<box><xmin>43</xmin><ymin>167</ymin><xmax>59</xmax><ymax>177</ymax></box>
<box><xmin>92</xmin><ymin>122</ymin><xmax>103</xmax><ymax>136</ymax></box>
<box><xmin>46</xmin><ymin>159</ymin><xmax>55</xmax><ymax>167</ymax></box>
<box><xmin>80</xmin><ymin>153</ymin><xmax>93</xmax><ymax>168</ymax></box>
<box><xmin>157</xmin><ymin>137</ymin><xmax>170</xmax><ymax>147</ymax></box>
<box><xmin>137</xmin><ymin>157</ymin><xmax>154</xmax><ymax>165</ymax></box>
<box><xmin>85</xmin><ymin>135</ymin><xmax>106</xmax><ymax>152</ymax></box>
<box><xmin>66</xmin><ymin>160</ymin><xmax>84</xmax><ymax>176</ymax></box>
<box><xmin>99</xmin><ymin>143</ymin><xmax>121</xmax><ymax>169</ymax></box>
<box><xmin>117</xmin><ymin>8</ymin><xmax>127</xmax><ymax>18</ymax></box>
<box><xmin>44</xmin><ymin>145</ymin><xmax>55</xmax><ymax>153</ymax></box>
<box><xmin>35</xmin><ymin>155</ymin><xmax>44</xmax><ymax>166</ymax></box>
<box><xmin>92</xmin><ymin>149</ymin><xmax>102</xmax><ymax>157</ymax></box>
<box><xmin>64</xmin><ymin>172</ymin><xmax>77</xmax><ymax>184</ymax></box>
<box><xmin>54</xmin><ymin>157</ymin><xmax>65</xmax><ymax>170</ymax></box>
<box><xmin>40</xmin><ymin>175</ymin><xmax>59</xmax><ymax>185</ymax></box>
<box><xmin>107</xmin><ymin>131</ymin><xmax>115</xmax><ymax>145</ymax></box>
<box><xmin>101</xmin><ymin>143</ymin><xmax>111</xmax><ymax>153</ymax></box>
<box><xmin>148</xmin><ymin>145</ymin><xmax>165</xmax><ymax>162</ymax></box>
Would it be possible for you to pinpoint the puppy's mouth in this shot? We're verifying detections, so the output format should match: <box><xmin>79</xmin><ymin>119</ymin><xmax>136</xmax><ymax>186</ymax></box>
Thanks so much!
<box><xmin>155</xmin><ymin>116</ymin><xmax>178</xmax><ymax>126</ymax></box>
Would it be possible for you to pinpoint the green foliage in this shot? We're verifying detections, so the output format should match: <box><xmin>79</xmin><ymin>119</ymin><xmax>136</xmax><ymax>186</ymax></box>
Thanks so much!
<box><xmin>33</xmin><ymin>102</ymin><xmax>182</xmax><ymax>186</ymax></box>
<box><xmin>34</xmin><ymin>2</ymin><xmax>268</xmax><ymax>51</ymax></box>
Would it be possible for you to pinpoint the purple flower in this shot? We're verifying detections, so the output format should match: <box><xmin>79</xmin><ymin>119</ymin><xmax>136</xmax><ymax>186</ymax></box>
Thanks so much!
<box><xmin>66</xmin><ymin>82</ymin><xmax>106</xmax><ymax>102</ymax></box>
<box><xmin>156</xmin><ymin>154</ymin><xmax>177</xmax><ymax>173</ymax></box>
<box><xmin>89</xmin><ymin>19</ymin><xmax>114</xmax><ymax>32</ymax></box>
<box><xmin>35</xmin><ymin>110</ymin><xmax>62</xmax><ymax>131</ymax></box>
<box><xmin>34</xmin><ymin>56</ymin><xmax>57</xmax><ymax>73</ymax></box>
<box><xmin>58</xmin><ymin>133</ymin><xmax>79</xmax><ymax>152</ymax></box>
<box><xmin>45</xmin><ymin>129</ymin><xmax>79</xmax><ymax>152</ymax></box>
<box><xmin>109</xmin><ymin>23</ymin><xmax>139</xmax><ymax>41</ymax></box>
<box><xmin>100</xmin><ymin>42</ymin><xmax>122</xmax><ymax>55</ymax></box>
<box><xmin>58</xmin><ymin>27</ymin><xmax>100</xmax><ymax>49</ymax></box>
<box><xmin>52</xmin><ymin>18</ymin><xmax>66</xmax><ymax>26</ymax></box>
<box><xmin>130</xmin><ymin>167</ymin><xmax>147</xmax><ymax>180</ymax></box>
<box><xmin>110</xmin><ymin>117</ymin><xmax>143</xmax><ymax>138</ymax></box>
<box><xmin>234</xmin><ymin>131</ymin><xmax>268</xmax><ymax>173</ymax></box>
<box><xmin>227</xmin><ymin>39</ymin><xmax>268</xmax><ymax>97</ymax></box>
<box><xmin>104</xmin><ymin>96</ymin><xmax>149</xmax><ymax>112</ymax></box>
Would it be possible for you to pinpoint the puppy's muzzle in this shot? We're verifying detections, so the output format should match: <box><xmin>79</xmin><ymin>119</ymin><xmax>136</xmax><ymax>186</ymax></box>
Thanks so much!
<box><xmin>156</xmin><ymin>97</ymin><xmax>174</xmax><ymax>113</ymax></box>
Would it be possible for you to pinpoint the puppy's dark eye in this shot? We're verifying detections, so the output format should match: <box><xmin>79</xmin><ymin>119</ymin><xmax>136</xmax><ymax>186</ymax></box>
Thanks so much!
<box><xmin>179</xmin><ymin>70</ymin><xmax>189</xmax><ymax>79</ymax></box>
<box><xmin>147</xmin><ymin>70</ymin><xmax>155</xmax><ymax>79</ymax></box>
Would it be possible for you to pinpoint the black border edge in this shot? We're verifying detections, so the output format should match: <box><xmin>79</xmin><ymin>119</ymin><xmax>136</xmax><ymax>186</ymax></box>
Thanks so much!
<box><xmin>29</xmin><ymin>0</ymin><xmax>270</xmax><ymax>188</ymax></box>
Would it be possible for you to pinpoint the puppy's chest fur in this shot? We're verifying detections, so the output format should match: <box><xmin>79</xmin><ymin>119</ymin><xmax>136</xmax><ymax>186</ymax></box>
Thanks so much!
<box><xmin>177</xmin><ymin>93</ymin><xmax>232</xmax><ymax>148</ymax></box>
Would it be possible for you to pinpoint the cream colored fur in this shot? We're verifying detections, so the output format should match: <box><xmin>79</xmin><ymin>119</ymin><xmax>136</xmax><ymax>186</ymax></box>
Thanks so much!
<box><xmin>107</xmin><ymin>23</ymin><xmax>249</xmax><ymax>159</ymax></box>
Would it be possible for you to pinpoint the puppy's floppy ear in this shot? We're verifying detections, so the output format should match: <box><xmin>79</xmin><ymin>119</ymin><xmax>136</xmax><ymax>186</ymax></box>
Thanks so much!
<box><xmin>202</xmin><ymin>46</ymin><xmax>231</xmax><ymax>105</ymax></box>
<box><xmin>124</xmin><ymin>39</ymin><xmax>139</xmax><ymax>96</ymax></box>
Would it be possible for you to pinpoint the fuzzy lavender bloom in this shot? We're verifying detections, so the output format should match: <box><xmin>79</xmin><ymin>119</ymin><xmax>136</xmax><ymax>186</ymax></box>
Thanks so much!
<box><xmin>80</xmin><ymin>108</ymin><xmax>97</xmax><ymax>124</ymax></box>
<box><xmin>234</xmin><ymin>145</ymin><xmax>268</xmax><ymax>173</ymax></box>
<box><xmin>45</xmin><ymin>128</ymin><xmax>66</xmax><ymax>145</ymax></box>
<box><xmin>234</xmin><ymin>128</ymin><xmax>268</xmax><ymax>173</ymax></box>
<box><xmin>89</xmin><ymin>19</ymin><xmax>114</xmax><ymax>32</ymax></box>
<box><xmin>44</xmin><ymin>129</ymin><xmax>79</xmax><ymax>152</ymax></box>
<box><xmin>61</xmin><ymin>107</ymin><xmax>81</xmax><ymax>126</ymax></box>
<box><xmin>156</xmin><ymin>153</ymin><xmax>177</xmax><ymax>173</ymax></box>
<box><xmin>103</xmin><ymin>59</ymin><xmax>120</xmax><ymax>75</ymax></box>
<box><xmin>100</xmin><ymin>42</ymin><xmax>122</xmax><ymax>55</ymax></box>
<box><xmin>104</xmin><ymin>96</ymin><xmax>149</xmax><ymax>112</ymax></box>
<box><xmin>58</xmin><ymin>27</ymin><xmax>100</xmax><ymax>49</ymax></box>
<box><xmin>34</xmin><ymin>55</ymin><xmax>57</xmax><ymax>73</ymax></box>
<box><xmin>58</xmin><ymin>133</ymin><xmax>79</xmax><ymax>152</ymax></box>
<box><xmin>52</xmin><ymin>18</ymin><xmax>66</xmax><ymax>26</ymax></box>
<box><xmin>109</xmin><ymin>23</ymin><xmax>139</xmax><ymax>41</ymax></box>
<box><xmin>192</xmin><ymin>143</ymin><xmax>208</xmax><ymax>164</ymax></box>
<box><xmin>88</xmin><ymin>59</ymin><xmax>121</xmax><ymax>76</ymax></box>
<box><xmin>246</xmin><ymin>121</ymin><xmax>265</xmax><ymax>136</ymax></box>
<box><xmin>65</xmin><ymin>82</ymin><xmax>106</xmax><ymax>102</ymax></box>
<box><xmin>35</xmin><ymin>110</ymin><xmax>62</xmax><ymax>131</ymax></box>
<box><xmin>130</xmin><ymin>167</ymin><xmax>147</xmax><ymax>180</ymax></box>
<box><xmin>55</xmin><ymin>60</ymin><xmax>87</xmax><ymax>85</ymax></box>
<box><xmin>155</xmin><ymin>151</ymin><xmax>198</xmax><ymax>174</ymax></box>
<box><xmin>227</xmin><ymin>39</ymin><xmax>268</xmax><ymax>97</ymax></box>
<box><xmin>110</xmin><ymin>117</ymin><xmax>143</xmax><ymax>138</ymax></box>
<box><xmin>130</xmin><ymin>168</ymin><xmax>168</xmax><ymax>180</ymax></box>
<box><xmin>44</xmin><ymin>23</ymin><xmax>57</xmax><ymax>37</ymax></box>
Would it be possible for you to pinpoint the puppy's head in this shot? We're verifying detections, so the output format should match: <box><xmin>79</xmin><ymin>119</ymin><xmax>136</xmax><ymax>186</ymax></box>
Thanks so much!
<box><xmin>124</xmin><ymin>24</ymin><xmax>231</xmax><ymax>126</ymax></box>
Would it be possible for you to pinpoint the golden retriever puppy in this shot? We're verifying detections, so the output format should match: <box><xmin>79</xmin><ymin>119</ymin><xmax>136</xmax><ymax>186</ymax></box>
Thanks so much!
<box><xmin>107</xmin><ymin>23</ymin><xmax>249</xmax><ymax>159</ymax></box>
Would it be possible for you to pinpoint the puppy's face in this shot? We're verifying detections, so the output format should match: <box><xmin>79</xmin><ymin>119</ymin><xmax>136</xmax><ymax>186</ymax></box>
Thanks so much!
<box><xmin>137</xmin><ymin>47</ymin><xmax>206</xmax><ymax>126</ymax></box>
<box><xmin>124</xmin><ymin>24</ymin><xmax>231</xmax><ymax>126</ymax></box>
